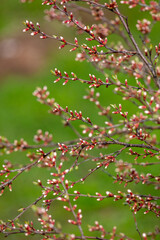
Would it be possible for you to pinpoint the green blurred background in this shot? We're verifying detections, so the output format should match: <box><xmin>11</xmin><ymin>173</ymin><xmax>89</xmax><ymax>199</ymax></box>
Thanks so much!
<box><xmin>0</xmin><ymin>0</ymin><xmax>159</xmax><ymax>239</ymax></box>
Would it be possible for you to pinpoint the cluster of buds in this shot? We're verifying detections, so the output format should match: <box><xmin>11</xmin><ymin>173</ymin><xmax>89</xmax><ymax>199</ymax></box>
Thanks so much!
<box><xmin>58</xmin><ymin>143</ymin><xmax>69</xmax><ymax>155</ymax></box>
<box><xmin>121</xmin><ymin>0</ymin><xmax>160</xmax><ymax>21</ymax></box>
<box><xmin>68</xmin><ymin>209</ymin><xmax>82</xmax><ymax>225</ymax></box>
<box><xmin>106</xmin><ymin>190</ymin><xmax>124</xmax><ymax>201</ymax></box>
<box><xmin>136</xmin><ymin>19</ymin><xmax>151</xmax><ymax>34</ymax></box>
<box><xmin>126</xmin><ymin>190</ymin><xmax>160</xmax><ymax>216</ymax></box>
<box><xmin>65</xmin><ymin>110</ymin><xmax>92</xmax><ymax>125</ymax></box>
<box><xmin>63</xmin><ymin>204</ymin><xmax>77</xmax><ymax>212</ymax></box>
<box><xmin>115</xmin><ymin>159</ymin><xmax>132</xmax><ymax>173</ymax></box>
<box><xmin>34</xmin><ymin>129</ymin><xmax>53</xmax><ymax>144</ymax></box>
<box><xmin>77</xmin><ymin>138</ymin><xmax>98</xmax><ymax>151</ymax></box>
<box><xmin>59</xmin><ymin>36</ymin><xmax>67</xmax><ymax>49</ymax></box>
<box><xmin>53</xmin><ymin>69</ymin><xmax>109</xmax><ymax>88</ymax></box>
<box><xmin>120</xmin><ymin>0</ymin><xmax>141</xmax><ymax>8</ymax></box>
<box><xmin>88</xmin><ymin>74</ymin><xmax>105</xmax><ymax>88</ymax></box>
<box><xmin>38</xmin><ymin>213</ymin><xmax>56</xmax><ymax>232</ymax></box>
<box><xmin>115</xmin><ymin>168</ymin><xmax>159</xmax><ymax>188</ymax></box>
<box><xmin>41</xmin><ymin>151</ymin><xmax>57</xmax><ymax>168</ymax></box>
<box><xmin>0</xmin><ymin>136</ymin><xmax>28</xmax><ymax>154</ymax></box>
<box><xmin>88</xmin><ymin>221</ymin><xmax>106</xmax><ymax>238</ymax></box>
<box><xmin>91</xmin><ymin>6</ymin><xmax>104</xmax><ymax>21</ymax></box>
<box><xmin>93</xmin><ymin>23</ymin><xmax>110</xmax><ymax>39</ymax></box>
<box><xmin>45</xmin><ymin>7</ymin><xmax>65</xmax><ymax>22</ymax></box>
<box><xmin>52</xmin><ymin>68</ymin><xmax>77</xmax><ymax>84</ymax></box>
<box><xmin>129</xmin><ymin>127</ymin><xmax>149</xmax><ymax>141</ymax></box>
<box><xmin>99</xmin><ymin>155</ymin><xmax>116</xmax><ymax>169</ymax></box>
<box><xmin>0</xmin><ymin>160</ymin><xmax>13</xmax><ymax>178</ymax></box>
<box><xmin>23</xmin><ymin>20</ymin><xmax>48</xmax><ymax>39</ymax></box>
<box><xmin>112</xmin><ymin>104</ymin><xmax>128</xmax><ymax>119</ymax></box>
<box><xmin>0</xmin><ymin>179</ymin><xmax>12</xmax><ymax>195</ymax></box>
<box><xmin>33</xmin><ymin>86</ymin><xmax>54</xmax><ymax>105</ymax></box>
<box><xmin>127</xmin><ymin>59</ymin><xmax>144</xmax><ymax>79</ymax></box>
<box><xmin>42</xmin><ymin>0</ymin><xmax>55</xmax><ymax>6</ymax></box>
<box><xmin>155</xmin><ymin>43</ymin><xmax>160</xmax><ymax>56</ymax></box>
<box><xmin>23</xmin><ymin>222</ymin><xmax>36</xmax><ymax>236</ymax></box>
<box><xmin>105</xmin><ymin>1</ymin><xmax>118</xmax><ymax>10</ymax></box>
<box><xmin>129</xmin><ymin>148</ymin><xmax>156</xmax><ymax>160</ymax></box>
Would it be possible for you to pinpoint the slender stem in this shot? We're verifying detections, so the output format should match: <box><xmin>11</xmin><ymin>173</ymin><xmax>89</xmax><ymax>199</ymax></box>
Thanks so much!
<box><xmin>132</xmin><ymin>212</ymin><xmax>143</xmax><ymax>240</ymax></box>
<box><xmin>113</xmin><ymin>6</ymin><xmax>159</xmax><ymax>88</ymax></box>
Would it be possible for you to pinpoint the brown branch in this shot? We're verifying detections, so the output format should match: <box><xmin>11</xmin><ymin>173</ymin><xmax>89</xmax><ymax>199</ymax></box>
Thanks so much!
<box><xmin>0</xmin><ymin>158</ymin><xmax>41</xmax><ymax>190</ymax></box>
<box><xmin>113</xmin><ymin>5</ymin><xmax>159</xmax><ymax>88</ymax></box>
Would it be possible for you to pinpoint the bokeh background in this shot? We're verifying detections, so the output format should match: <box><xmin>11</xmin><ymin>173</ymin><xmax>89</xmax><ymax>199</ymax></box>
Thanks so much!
<box><xmin>0</xmin><ymin>0</ymin><xmax>160</xmax><ymax>239</ymax></box>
